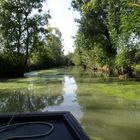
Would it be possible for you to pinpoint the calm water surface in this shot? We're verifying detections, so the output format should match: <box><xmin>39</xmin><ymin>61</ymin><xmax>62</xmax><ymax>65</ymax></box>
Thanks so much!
<box><xmin>43</xmin><ymin>75</ymin><xmax>83</xmax><ymax>119</ymax></box>
<box><xmin>0</xmin><ymin>68</ymin><xmax>140</xmax><ymax>140</ymax></box>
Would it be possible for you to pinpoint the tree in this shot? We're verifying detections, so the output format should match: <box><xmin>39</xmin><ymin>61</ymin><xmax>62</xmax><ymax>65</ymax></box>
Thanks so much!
<box><xmin>0</xmin><ymin>0</ymin><xmax>50</xmax><ymax>77</ymax></box>
<box><xmin>71</xmin><ymin>0</ymin><xmax>140</xmax><ymax>77</ymax></box>
<box><xmin>45</xmin><ymin>27</ymin><xmax>64</xmax><ymax>67</ymax></box>
<box><xmin>71</xmin><ymin>0</ymin><xmax>116</xmax><ymax>74</ymax></box>
<box><xmin>107</xmin><ymin>0</ymin><xmax>140</xmax><ymax>77</ymax></box>
<box><xmin>29</xmin><ymin>27</ymin><xmax>65</xmax><ymax>69</ymax></box>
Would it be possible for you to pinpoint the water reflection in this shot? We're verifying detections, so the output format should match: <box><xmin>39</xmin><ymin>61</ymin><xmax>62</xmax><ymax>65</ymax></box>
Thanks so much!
<box><xmin>0</xmin><ymin>74</ymin><xmax>83</xmax><ymax>120</ymax></box>
<box><xmin>1</xmin><ymin>68</ymin><xmax>140</xmax><ymax>140</ymax></box>
<box><xmin>0</xmin><ymin>89</ymin><xmax>63</xmax><ymax>113</ymax></box>
<box><xmin>44</xmin><ymin>76</ymin><xmax>83</xmax><ymax>120</ymax></box>
<box><xmin>0</xmin><ymin>74</ymin><xmax>64</xmax><ymax>113</ymax></box>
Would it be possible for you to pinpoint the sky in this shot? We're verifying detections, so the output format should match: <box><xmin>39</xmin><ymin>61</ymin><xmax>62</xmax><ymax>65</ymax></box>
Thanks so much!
<box><xmin>44</xmin><ymin>0</ymin><xmax>80</xmax><ymax>55</ymax></box>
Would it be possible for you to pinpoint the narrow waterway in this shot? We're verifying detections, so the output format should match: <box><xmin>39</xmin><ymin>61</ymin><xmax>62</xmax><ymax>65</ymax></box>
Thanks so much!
<box><xmin>0</xmin><ymin>68</ymin><xmax>140</xmax><ymax>140</ymax></box>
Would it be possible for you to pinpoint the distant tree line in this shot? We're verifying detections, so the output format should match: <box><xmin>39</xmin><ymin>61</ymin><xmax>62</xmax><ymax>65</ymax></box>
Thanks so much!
<box><xmin>0</xmin><ymin>0</ymin><xmax>66</xmax><ymax>78</ymax></box>
<box><xmin>28</xmin><ymin>27</ymin><xmax>66</xmax><ymax>71</ymax></box>
<box><xmin>71</xmin><ymin>0</ymin><xmax>140</xmax><ymax>78</ymax></box>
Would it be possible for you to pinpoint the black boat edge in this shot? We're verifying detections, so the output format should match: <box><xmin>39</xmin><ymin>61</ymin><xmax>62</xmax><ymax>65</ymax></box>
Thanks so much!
<box><xmin>0</xmin><ymin>111</ymin><xmax>90</xmax><ymax>140</ymax></box>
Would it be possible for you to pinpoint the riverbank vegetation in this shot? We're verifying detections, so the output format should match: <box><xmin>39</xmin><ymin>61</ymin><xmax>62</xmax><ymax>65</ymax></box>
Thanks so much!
<box><xmin>71</xmin><ymin>0</ymin><xmax>140</xmax><ymax>78</ymax></box>
<box><xmin>0</xmin><ymin>0</ymin><xmax>140</xmax><ymax>79</ymax></box>
<box><xmin>0</xmin><ymin>0</ymin><xmax>66</xmax><ymax>78</ymax></box>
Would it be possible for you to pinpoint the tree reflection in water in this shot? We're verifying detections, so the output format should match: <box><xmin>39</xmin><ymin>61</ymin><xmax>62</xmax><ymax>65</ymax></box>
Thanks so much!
<box><xmin>0</xmin><ymin>89</ymin><xmax>63</xmax><ymax>113</ymax></box>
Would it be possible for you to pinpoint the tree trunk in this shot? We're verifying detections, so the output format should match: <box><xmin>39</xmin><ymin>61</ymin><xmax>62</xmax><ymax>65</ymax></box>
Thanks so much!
<box><xmin>24</xmin><ymin>13</ymin><xmax>29</xmax><ymax>72</ymax></box>
<box><xmin>126</xmin><ymin>67</ymin><xmax>133</xmax><ymax>78</ymax></box>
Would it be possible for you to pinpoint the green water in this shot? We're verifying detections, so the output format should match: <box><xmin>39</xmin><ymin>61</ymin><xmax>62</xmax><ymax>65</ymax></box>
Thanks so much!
<box><xmin>0</xmin><ymin>67</ymin><xmax>140</xmax><ymax>140</ymax></box>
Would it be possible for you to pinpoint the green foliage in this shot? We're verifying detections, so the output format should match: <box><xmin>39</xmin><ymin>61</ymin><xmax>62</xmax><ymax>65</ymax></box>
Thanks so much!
<box><xmin>0</xmin><ymin>0</ymin><xmax>50</xmax><ymax>77</ymax></box>
<box><xmin>134</xmin><ymin>65</ymin><xmax>140</xmax><ymax>76</ymax></box>
<box><xmin>72</xmin><ymin>1</ymin><xmax>111</xmax><ymax>73</ymax></box>
<box><xmin>71</xmin><ymin>48</ymin><xmax>82</xmax><ymax>66</ymax></box>
<box><xmin>71</xmin><ymin>0</ymin><xmax>140</xmax><ymax>77</ymax></box>
<box><xmin>0</xmin><ymin>0</ymin><xmax>65</xmax><ymax>77</ymax></box>
<box><xmin>29</xmin><ymin>27</ymin><xmax>65</xmax><ymax>69</ymax></box>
